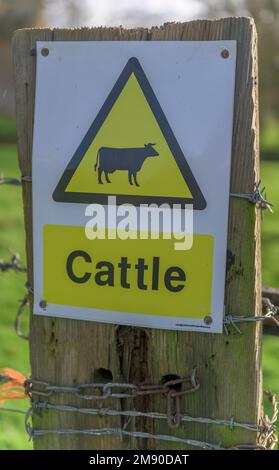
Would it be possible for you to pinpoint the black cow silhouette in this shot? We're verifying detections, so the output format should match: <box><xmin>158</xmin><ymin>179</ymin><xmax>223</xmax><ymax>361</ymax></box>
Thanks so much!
<box><xmin>94</xmin><ymin>143</ymin><xmax>159</xmax><ymax>186</ymax></box>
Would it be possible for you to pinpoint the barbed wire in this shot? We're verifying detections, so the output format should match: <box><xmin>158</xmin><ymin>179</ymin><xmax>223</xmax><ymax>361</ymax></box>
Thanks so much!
<box><xmin>25</xmin><ymin>369</ymin><xmax>199</xmax><ymax>428</ymax></box>
<box><xmin>230</xmin><ymin>180</ymin><xmax>273</xmax><ymax>212</ymax></box>
<box><xmin>0</xmin><ymin>174</ymin><xmax>32</xmax><ymax>186</ymax></box>
<box><xmin>224</xmin><ymin>300</ymin><xmax>279</xmax><ymax>334</ymax></box>
<box><xmin>25</xmin><ymin>425</ymin><xmax>276</xmax><ymax>451</ymax></box>
<box><xmin>0</xmin><ymin>174</ymin><xmax>277</xmax><ymax>448</ymax></box>
<box><xmin>23</xmin><ymin>389</ymin><xmax>278</xmax><ymax>450</ymax></box>
<box><xmin>30</xmin><ymin>401</ymin><xmax>267</xmax><ymax>434</ymax></box>
<box><xmin>23</xmin><ymin>373</ymin><xmax>278</xmax><ymax>449</ymax></box>
<box><xmin>1</xmin><ymin>373</ymin><xmax>277</xmax><ymax>449</ymax></box>
<box><xmin>0</xmin><ymin>174</ymin><xmax>21</xmax><ymax>186</ymax></box>
<box><xmin>24</xmin><ymin>408</ymin><xmax>221</xmax><ymax>450</ymax></box>
<box><xmin>262</xmin><ymin>296</ymin><xmax>279</xmax><ymax>318</ymax></box>
<box><xmin>0</xmin><ymin>253</ymin><xmax>26</xmax><ymax>273</ymax></box>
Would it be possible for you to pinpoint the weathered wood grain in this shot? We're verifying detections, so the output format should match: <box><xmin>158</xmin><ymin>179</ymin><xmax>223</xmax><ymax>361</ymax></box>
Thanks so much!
<box><xmin>12</xmin><ymin>18</ymin><xmax>261</xmax><ymax>450</ymax></box>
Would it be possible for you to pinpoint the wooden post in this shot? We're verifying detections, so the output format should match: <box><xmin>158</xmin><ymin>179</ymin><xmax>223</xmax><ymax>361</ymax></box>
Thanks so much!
<box><xmin>12</xmin><ymin>18</ymin><xmax>262</xmax><ymax>450</ymax></box>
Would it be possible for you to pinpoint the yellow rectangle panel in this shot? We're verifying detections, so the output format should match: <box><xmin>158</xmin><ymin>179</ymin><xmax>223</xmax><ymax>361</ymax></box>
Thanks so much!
<box><xmin>43</xmin><ymin>225</ymin><xmax>214</xmax><ymax>319</ymax></box>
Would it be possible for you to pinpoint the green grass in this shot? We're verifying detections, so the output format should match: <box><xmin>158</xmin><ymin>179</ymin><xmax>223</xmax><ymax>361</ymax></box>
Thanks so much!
<box><xmin>0</xmin><ymin>117</ymin><xmax>17</xmax><ymax>143</ymax></box>
<box><xmin>261</xmin><ymin>162</ymin><xmax>279</xmax><ymax>286</ymax></box>
<box><xmin>261</xmin><ymin>161</ymin><xmax>279</xmax><ymax>426</ymax></box>
<box><xmin>261</xmin><ymin>120</ymin><xmax>279</xmax><ymax>154</ymax></box>
<box><xmin>0</xmin><ymin>144</ymin><xmax>31</xmax><ymax>449</ymax></box>
<box><xmin>0</xmin><ymin>144</ymin><xmax>278</xmax><ymax>449</ymax></box>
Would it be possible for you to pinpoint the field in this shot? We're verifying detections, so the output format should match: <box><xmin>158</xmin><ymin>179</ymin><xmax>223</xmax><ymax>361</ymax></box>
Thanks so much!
<box><xmin>0</xmin><ymin>143</ymin><xmax>278</xmax><ymax>449</ymax></box>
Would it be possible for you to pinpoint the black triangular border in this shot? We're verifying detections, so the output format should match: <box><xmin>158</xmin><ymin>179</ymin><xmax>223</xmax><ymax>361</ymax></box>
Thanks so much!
<box><xmin>53</xmin><ymin>57</ymin><xmax>206</xmax><ymax>209</ymax></box>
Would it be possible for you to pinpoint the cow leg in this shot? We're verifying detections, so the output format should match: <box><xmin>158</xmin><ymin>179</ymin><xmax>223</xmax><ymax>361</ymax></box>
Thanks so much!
<box><xmin>105</xmin><ymin>172</ymin><xmax>111</xmax><ymax>183</ymax></box>
<box><xmin>128</xmin><ymin>171</ymin><xmax>133</xmax><ymax>185</ymax></box>
<box><xmin>98</xmin><ymin>168</ymin><xmax>103</xmax><ymax>184</ymax></box>
<box><xmin>133</xmin><ymin>173</ymin><xmax>140</xmax><ymax>187</ymax></box>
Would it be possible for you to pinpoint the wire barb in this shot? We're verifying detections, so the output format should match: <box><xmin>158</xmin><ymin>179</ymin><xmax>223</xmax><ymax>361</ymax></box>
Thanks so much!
<box><xmin>0</xmin><ymin>252</ymin><xmax>26</xmax><ymax>273</ymax></box>
<box><xmin>230</xmin><ymin>180</ymin><xmax>273</xmax><ymax>212</ymax></box>
<box><xmin>30</xmin><ymin>400</ymin><xmax>263</xmax><ymax>433</ymax></box>
<box><xmin>224</xmin><ymin>299</ymin><xmax>279</xmax><ymax>334</ymax></box>
<box><xmin>22</xmin><ymin>389</ymin><xmax>278</xmax><ymax>450</ymax></box>
<box><xmin>24</xmin><ymin>371</ymin><xmax>200</xmax><ymax>431</ymax></box>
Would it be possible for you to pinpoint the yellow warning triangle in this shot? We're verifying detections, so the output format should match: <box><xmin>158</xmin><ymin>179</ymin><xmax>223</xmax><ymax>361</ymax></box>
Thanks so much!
<box><xmin>53</xmin><ymin>57</ymin><xmax>206</xmax><ymax>209</ymax></box>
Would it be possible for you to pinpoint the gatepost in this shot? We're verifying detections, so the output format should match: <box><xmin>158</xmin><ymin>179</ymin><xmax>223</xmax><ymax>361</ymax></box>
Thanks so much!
<box><xmin>13</xmin><ymin>18</ymin><xmax>262</xmax><ymax>450</ymax></box>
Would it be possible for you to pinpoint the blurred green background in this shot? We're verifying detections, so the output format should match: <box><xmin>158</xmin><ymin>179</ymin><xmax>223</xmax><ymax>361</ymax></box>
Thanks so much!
<box><xmin>0</xmin><ymin>0</ymin><xmax>279</xmax><ymax>451</ymax></box>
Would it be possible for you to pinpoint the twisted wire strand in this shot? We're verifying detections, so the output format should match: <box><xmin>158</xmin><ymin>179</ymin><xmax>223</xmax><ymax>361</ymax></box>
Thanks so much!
<box><xmin>230</xmin><ymin>180</ymin><xmax>273</xmax><ymax>212</ymax></box>
<box><xmin>32</xmin><ymin>401</ymin><xmax>265</xmax><ymax>434</ymax></box>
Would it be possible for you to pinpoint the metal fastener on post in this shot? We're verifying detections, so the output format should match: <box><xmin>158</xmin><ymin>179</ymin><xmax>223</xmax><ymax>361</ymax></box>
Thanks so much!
<box><xmin>221</xmin><ymin>48</ymin><xmax>230</xmax><ymax>59</ymax></box>
<box><xmin>41</xmin><ymin>48</ymin><xmax>49</xmax><ymax>57</ymax></box>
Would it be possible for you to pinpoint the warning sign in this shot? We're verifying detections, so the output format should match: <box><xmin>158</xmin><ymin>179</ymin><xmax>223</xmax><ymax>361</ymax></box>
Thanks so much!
<box><xmin>32</xmin><ymin>41</ymin><xmax>237</xmax><ymax>333</ymax></box>
<box><xmin>44</xmin><ymin>225</ymin><xmax>214</xmax><ymax>320</ymax></box>
<box><xmin>53</xmin><ymin>57</ymin><xmax>206</xmax><ymax>208</ymax></box>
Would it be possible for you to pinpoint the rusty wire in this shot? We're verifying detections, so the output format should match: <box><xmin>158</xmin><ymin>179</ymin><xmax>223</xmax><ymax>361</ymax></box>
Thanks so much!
<box><xmin>0</xmin><ymin>171</ymin><xmax>276</xmax><ymax>447</ymax></box>
<box><xmin>24</xmin><ymin>369</ymin><xmax>199</xmax><ymax>400</ymax></box>
<box><xmin>23</xmin><ymin>374</ymin><xmax>278</xmax><ymax>449</ymax></box>
<box><xmin>25</xmin><ymin>369</ymin><xmax>199</xmax><ymax>428</ymax></box>
<box><xmin>0</xmin><ymin>368</ymin><xmax>276</xmax><ymax>450</ymax></box>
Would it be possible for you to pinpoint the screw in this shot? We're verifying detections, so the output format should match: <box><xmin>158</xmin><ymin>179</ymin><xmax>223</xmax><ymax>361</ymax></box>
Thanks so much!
<box><xmin>204</xmin><ymin>316</ymin><xmax>213</xmax><ymax>325</ymax></box>
<box><xmin>39</xmin><ymin>300</ymin><xmax>47</xmax><ymax>309</ymax></box>
<box><xmin>41</xmin><ymin>48</ymin><xmax>49</xmax><ymax>57</ymax></box>
<box><xmin>221</xmin><ymin>49</ymin><xmax>229</xmax><ymax>59</ymax></box>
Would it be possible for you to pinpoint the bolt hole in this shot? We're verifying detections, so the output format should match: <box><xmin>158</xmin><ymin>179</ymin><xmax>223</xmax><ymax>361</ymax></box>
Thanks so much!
<box><xmin>161</xmin><ymin>374</ymin><xmax>182</xmax><ymax>392</ymax></box>
<box><xmin>94</xmin><ymin>368</ymin><xmax>113</xmax><ymax>383</ymax></box>
<box><xmin>41</xmin><ymin>47</ymin><xmax>49</xmax><ymax>57</ymax></box>
<box><xmin>221</xmin><ymin>48</ymin><xmax>229</xmax><ymax>59</ymax></box>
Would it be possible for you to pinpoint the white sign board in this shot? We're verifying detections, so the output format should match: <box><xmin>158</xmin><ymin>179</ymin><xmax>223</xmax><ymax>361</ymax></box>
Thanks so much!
<box><xmin>32</xmin><ymin>41</ymin><xmax>236</xmax><ymax>333</ymax></box>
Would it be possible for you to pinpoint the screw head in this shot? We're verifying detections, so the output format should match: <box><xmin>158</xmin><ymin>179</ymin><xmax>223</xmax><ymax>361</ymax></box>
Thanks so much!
<box><xmin>204</xmin><ymin>316</ymin><xmax>213</xmax><ymax>325</ymax></box>
<box><xmin>41</xmin><ymin>47</ymin><xmax>49</xmax><ymax>57</ymax></box>
<box><xmin>221</xmin><ymin>48</ymin><xmax>229</xmax><ymax>59</ymax></box>
<box><xmin>39</xmin><ymin>300</ymin><xmax>47</xmax><ymax>309</ymax></box>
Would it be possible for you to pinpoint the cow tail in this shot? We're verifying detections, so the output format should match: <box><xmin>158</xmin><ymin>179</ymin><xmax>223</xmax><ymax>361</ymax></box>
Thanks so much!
<box><xmin>94</xmin><ymin>149</ymin><xmax>100</xmax><ymax>171</ymax></box>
